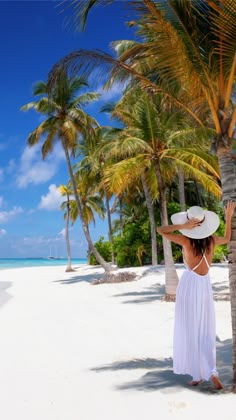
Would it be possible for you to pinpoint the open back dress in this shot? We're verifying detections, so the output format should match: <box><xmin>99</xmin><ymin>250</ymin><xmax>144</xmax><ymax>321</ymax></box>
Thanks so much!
<box><xmin>173</xmin><ymin>252</ymin><xmax>218</xmax><ymax>381</ymax></box>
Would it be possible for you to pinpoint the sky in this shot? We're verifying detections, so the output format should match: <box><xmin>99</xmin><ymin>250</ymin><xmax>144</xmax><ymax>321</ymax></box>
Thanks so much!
<box><xmin>0</xmin><ymin>0</ymin><xmax>136</xmax><ymax>259</ymax></box>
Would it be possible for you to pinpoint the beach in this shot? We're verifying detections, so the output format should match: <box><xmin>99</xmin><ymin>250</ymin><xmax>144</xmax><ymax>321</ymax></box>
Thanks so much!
<box><xmin>0</xmin><ymin>264</ymin><xmax>235</xmax><ymax>419</ymax></box>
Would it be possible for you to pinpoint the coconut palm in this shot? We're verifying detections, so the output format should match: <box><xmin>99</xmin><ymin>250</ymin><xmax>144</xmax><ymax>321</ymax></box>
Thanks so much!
<box><xmin>99</xmin><ymin>89</ymin><xmax>221</xmax><ymax>297</ymax></box>
<box><xmin>59</xmin><ymin>184</ymin><xmax>75</xmax><ymax>272</ymax></box>
<box><xmin>73</xmin><ymin>125</ymin><xmax>124</xmax><ymax>264</ymax></box>
<box><xmin>53</xmin><ymin>0</ymin><xmax>236</xmax><ymax>387</ymax></box>
<box><xmin>21</xmin><ymin>74</ymin><xmax>112</xmax><ymax>272</ymax></box>
<box><xmin>109</xmin><ymin>0</ymin><xmax>236</xmax><ymax>387</ymax></box>
<box><xmin>60</xmin><ymin>178</ymin><xmax>106</xmax><ymax>264</ymax></box>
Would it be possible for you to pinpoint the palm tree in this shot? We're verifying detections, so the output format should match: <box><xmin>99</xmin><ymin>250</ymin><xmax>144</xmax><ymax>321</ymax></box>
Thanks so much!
<box><xmin>53</xmin><ymin>0</ymin><xmax>236</xmax><ymax>387</ymax></box>
<box><xmin>100</xmin><ymin>89</ymin><xmax>221</xmax><ymax>297</ymax></box>
<box><xmin>60</xmin><ymin>178</ymin><xmax>106</xmax><ymax>264</ymax></box>
<box><xmin>21</xmin><ymin>74</ymin><xmax>113</xmax><ymax>272</ymax></box>
<box><xmin>59</xmin><ymin>184</ymin><xmax>75</xmax><ymax>272</ymax></box>
<box><xmin>73</xmin><ymin>126</ymin><xmax>117</xmax><ymax>264</ymax></box>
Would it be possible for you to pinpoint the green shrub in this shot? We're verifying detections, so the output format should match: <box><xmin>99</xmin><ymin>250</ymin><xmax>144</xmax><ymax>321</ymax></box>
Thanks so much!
<box><xmin>90</xmin><ymin>236</ymin><xmax>112</xmax><ymax>265</ymax></box>
<box><xmin>113</xmin><ymin>219</ymin><xmax>152</xmax><ymax>267</ymax></box>
<box><xmin>212</xmin><ymin>245</ymin><xmax>227</xmax><ymax>263</ymax></box>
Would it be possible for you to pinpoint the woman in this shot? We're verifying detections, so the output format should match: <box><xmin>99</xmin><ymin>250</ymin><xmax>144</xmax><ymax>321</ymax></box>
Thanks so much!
<box><xmin>157</xmin><ymin>201</ymin><xmax>235</xmax><ymax>389</ymax></box>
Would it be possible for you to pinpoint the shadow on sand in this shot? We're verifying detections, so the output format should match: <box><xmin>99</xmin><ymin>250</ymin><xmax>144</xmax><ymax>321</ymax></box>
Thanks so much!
<box><xmin>113</xmin><ymin>283</ymin><xmax>166</xmax><ymax>304</ymax></box>
<box><xmin>0</xmin><ymin>281</ymin><xmax>13</xmax><ymax>309</ymax></box>
<box><xmin>90</xmin><ymin>337</ymin><xmax>233</xmax><ymax>394</ymax></box>
<box><xmin>53</xmin><ymin>266</ymin><xmax>104</xmax><ymax>285</ymax></box>
<box><xmin>113</xmin><ymin>276</ymin><xmax>230</xmax><ymax>304</ymax></box>
<box><xmin>212</xmin><ymin>281</ymin><xmax>230</xmax><ymax>300</ymax></box>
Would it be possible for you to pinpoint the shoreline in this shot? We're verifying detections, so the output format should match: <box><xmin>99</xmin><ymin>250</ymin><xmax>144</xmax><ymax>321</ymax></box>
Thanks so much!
<box><xmin>0</xmin><ymin>258</ymin><xmax>87</xmax><ymax>271</ymax></box>
<box><xmin>0</xmin><ymin>264</ymin><xmax>234</xmax><ymax>420</ymax></box>
<box><xmin>0</xmin><ymin>261</ymin><xmax>229</xmax><ymax>271</ymax></box>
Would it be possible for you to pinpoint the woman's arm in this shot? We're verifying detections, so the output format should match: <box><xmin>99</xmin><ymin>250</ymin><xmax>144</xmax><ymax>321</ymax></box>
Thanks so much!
<box><xmin>156</xmin><ymin>219</ymin><xmax>200</xmax><ymax>245</ymax></box>
<box><xmin>214</xmin><ymin>201</ymin><xmax>235</xmax><ymax>245</ymax></box>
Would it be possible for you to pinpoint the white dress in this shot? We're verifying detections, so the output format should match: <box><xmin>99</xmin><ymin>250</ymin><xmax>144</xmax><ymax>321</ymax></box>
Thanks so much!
<box><xmin>173</xmin><ymin>253</ymin><xmax>218</xmax><ymax>381</ymax></box>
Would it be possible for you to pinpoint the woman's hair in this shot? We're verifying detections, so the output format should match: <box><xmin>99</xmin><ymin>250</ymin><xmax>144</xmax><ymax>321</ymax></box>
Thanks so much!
<box><xmin>189</xmin><ymin>236</ymin><xmax>214</xmax><ymax>256</ymax></box>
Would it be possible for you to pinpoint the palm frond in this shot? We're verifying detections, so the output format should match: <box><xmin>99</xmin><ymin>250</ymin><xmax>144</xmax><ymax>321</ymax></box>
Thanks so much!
<box><xmin>173</xmin><ymin>159</ymin><xmax>221</xmax><ymax>198</ymax></box>
<box><xmin>21</xmin><ymin>101</ymin><xmax>41</xmax><ymax>112</ymax></box>
<box><xmin>103</xmin><ymin>156</ymin><xmax>149</xmax><ymax>194</ymax></box>
<box><xmin>32</xmin><ymin>81</ymin><xmax>47</xmax><ymax>96</ymax></box>
<box><xmin>70</xmin><ymin>92</ymin><xmax>101</xmax><ymax>108</ymax></box>
<box><xmin>42</xmin><ymin>124</ymin><xmax>59</xmax><ymax>159</ymax></box>
<box><xmin>48</xmin><ymin>48</ymin><xmax>204</xmax><ymax>126</ymax></box>
<box><xmin>162</xmin><ymin>148</ymin><xmax>220</xmax><ymax>179</ymax></box>
<box><xmin>59</xmin><ymin>0</ymin><xmax>115</xmax><ymax>31</ymax></box>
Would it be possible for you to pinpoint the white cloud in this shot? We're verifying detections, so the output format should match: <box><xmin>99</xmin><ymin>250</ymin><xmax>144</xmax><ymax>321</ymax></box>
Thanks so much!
<box><xmin>0</xmin><ymin>227</ymin><xmax>87</xmax><ymax>258</ymax></box>
<box><xmin>17</xmin><ymin>162</ymin><xmax>58</xmax><ymax>188</ymax></box>
<box><xmin>59</xmin><ymin>228</ymin><xmax>66</xmax><ymax>237</ymax></box>
<box><xmin>6</xmin><ymin>159</ymin><xmax>16</xmax><ymax>174</ymax></box>
<box><xmin>27</xmin><ymin>208</ymin><xmax>36</xmax><ymax>215</ymax></box>
<box><xmin>51</xmin><ymin>145</ymin><xmax>65</xmax><ymax>160</ymax></box>
<box><xmin>38</xmin><ymin>184</ymin><xmax>64</xmax><ymax>211</ymax></box>
<box><xmin>96</xmin><ymin>81</ymin><xmax>127</xmax><ymax>102</ymax></box>
<box><xmin>21</xmin><ymin>236</ymin><xmax>48</xmax><ymax>246</ymax></box>
<box><xmin>58</xmin><ymin>226</ymin><xmax>74</xmax><ymax>237</ymax></box>
<box><xmin>0</xmin><ymin>206</ymin><xmax>23</xmax><ymax>224</ymax></box>
<box><xmin>0</xmin><ymin>229</ymin><xmax>7</xmax><ymax>237</ymax></box>
<box><xmin>0</xmin><ymin>196</ymin><xmax>3</xmax><ymax>208</ymax></box>
<box><xmin>16</xmin><ymin>143</ymin><xmax>64</xmax><ymax>188</ymax></box>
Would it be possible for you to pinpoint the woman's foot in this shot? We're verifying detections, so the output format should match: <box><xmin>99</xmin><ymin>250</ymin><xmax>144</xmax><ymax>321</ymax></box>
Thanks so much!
<box><xmin>211</xmin><ymin>375</ymin><xmax>224</xmax><ymax>390</ymax></box>
<box><xmin>188</xmin><ymin>380</ymin><xmax>202</xmax><ymax>386</ymax></box>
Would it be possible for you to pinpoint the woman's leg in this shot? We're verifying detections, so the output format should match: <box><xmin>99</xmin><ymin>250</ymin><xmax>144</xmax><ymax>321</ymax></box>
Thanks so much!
<box><xmin>188</xmin><ymin>380</ymin><xmax>202</xmax><ymax>386</ymax></box>
<box><xmin>211</xmin><ymin>374</ymin><xmax>224</xmax><ymax>390</ymax></box>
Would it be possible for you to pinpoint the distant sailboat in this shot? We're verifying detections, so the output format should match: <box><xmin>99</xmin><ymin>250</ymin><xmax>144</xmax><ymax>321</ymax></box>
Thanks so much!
<box><xmin>47</xmin><ymin>245</ymin><xmax>62</xmax><ymax>260</ymax></box>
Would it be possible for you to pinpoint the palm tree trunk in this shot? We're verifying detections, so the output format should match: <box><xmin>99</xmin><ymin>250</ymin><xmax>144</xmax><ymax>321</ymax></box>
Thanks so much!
<box><xmin>178</xmin><ymin>167</ymin><xmax>186</xmax><ymax>211</ymax></box>
<box><xmin>119</xmin><ymin>195</ymin><xmax>124</xmax><ymax>237</ymax></box>
<box><xmin>194</xmin><ymin>181</ymin><xmax>203</xmax><ymax>206</ymax></box>
<box><xmin>87</xmin><ymin>241</ymin><xmax>92</xmax><ymax>264</ymax></box>
<box><xmin>104</xmin><ymin>192</ymin><xmax>115</xmax><ymax>264</ymax></box>
<box><xmin>141</xmin><ymin>174</ymin><xmax>158</xmax><ymax>265</ymax></box>
<box><xmin>218</xmin><ymin>149</ymin><xmax>236</xmax><ymax>391</ymax></box>
<box><xmin>153</xmin><ymin>157</ymin><xmax>179</xmax><ymax>300</ymax></box>
<box><xmin>62</xmin><ymin>140</ymin><xmax>112</xmax><ymax>272</ymax></box>
<box><xmin>65</xmin><ymin>196</ymin><xmax>74</xmax><ymax>272</ymax></box>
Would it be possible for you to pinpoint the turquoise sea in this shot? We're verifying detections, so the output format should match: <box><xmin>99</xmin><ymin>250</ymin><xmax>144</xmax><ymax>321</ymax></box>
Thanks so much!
<box><xmin>0</xmin><ymin>258</ymin><xmax>87</xmax><ymax>270</ymax></box>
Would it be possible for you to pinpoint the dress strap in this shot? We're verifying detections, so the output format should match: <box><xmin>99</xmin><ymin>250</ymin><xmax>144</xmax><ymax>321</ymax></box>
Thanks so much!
<box><xmin>192</xmin><ymin>252</ymin><xmax>209</xmax><ymax>271</ymax></box>
<box><xmin>203</xmin><ymin>253</ymin><xmax>210</xmax><ymax>269</ymax></box>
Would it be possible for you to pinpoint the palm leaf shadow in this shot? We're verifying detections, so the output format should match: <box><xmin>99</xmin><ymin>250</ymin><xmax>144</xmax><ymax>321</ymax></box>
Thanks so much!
<box><xmin>90</xmin><ymin>338</ymin><xmax>232</xmax><ymax>394</ymax></box>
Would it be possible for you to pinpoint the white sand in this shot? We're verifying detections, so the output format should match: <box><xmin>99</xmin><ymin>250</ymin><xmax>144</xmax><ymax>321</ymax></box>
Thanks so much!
<box><xmin>0</xmin><ymin>264</ymin><xmax>235</xmax><ymax>419</ymax></box>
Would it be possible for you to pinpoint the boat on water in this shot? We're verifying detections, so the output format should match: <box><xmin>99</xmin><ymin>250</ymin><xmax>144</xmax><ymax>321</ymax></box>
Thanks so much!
<box><xmin>47</xmin><ymin>245</ymin><xmax>63</xmax><ymax>260</ymax></box>
<box><xmin>47</xmin><ymin>256</ymin><xmax>62</xmax><ymax>260</ymax></box>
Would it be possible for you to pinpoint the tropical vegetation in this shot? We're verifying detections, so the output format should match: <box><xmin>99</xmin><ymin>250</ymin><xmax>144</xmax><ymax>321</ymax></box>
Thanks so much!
<box><xmin>21</xmin><ymin>75</ymin><xmax>113</xmax><ymax>273</ymax></box>
<box><xmin>22</xmin><ymin>0</ymin><xmax>236</xmax><ymax>390</ymax></box>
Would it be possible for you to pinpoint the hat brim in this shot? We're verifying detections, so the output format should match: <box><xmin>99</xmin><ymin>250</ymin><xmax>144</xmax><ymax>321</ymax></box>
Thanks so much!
<box><xmin>171</xmin><ymin>210</ymin><xmax>220</xmax><ymax>239</ymax></box>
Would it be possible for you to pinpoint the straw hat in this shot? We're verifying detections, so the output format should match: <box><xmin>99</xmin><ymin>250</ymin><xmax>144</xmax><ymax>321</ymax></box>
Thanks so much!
<box><xmin>171</xmin><ymin>206</ymin><xmax>220</xmax><ymax>239</ymax></box>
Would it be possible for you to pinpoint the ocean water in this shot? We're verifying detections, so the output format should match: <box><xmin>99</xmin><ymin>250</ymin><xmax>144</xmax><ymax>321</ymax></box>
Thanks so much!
<box><xmin>0</xmin><ymin>258</ymin><xmax>87</xmax><ymax>270</ymax></box>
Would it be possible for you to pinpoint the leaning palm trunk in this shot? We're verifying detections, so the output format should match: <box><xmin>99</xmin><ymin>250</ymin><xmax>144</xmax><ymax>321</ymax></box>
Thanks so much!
<box><xmin>104</xmin><ymin>192</ymin><xmax>115</xmax><ymax>264</ymax></box>
<box><xmin>178</xmin><ymin>167</ymin><xmax>186</xmax><ymax>212</ymax></box>
<box><xmin>119</xmin><ymin>195</ymin><xmax>124</xmax><ymax>237</ymax></box>
<box><xmin>218</xmin><ymin>149</ymin><xmax>236</xmax><ymax>391</ymax></box>
<box><xmin>141</xmin><ymin>174</ymin><xmax>158</xmax><ymax>265</ymax></box>
<box><xmin>87</xmin><ymin>243</ymin><xmax>92</xmax><ymax>264</ymax></box>
<box><xmin>65</xmin><ymin>196</ymin><xmax>74</xmax><ymax>272</ymax></box>
<box><xmin>62</xmin><ymin>139</ymin><xmax>113</xmax><ymax>273</ymax></box>
<box><xmin>161</xmin><ymin>200</ymin><xmax>179</xmax><ymax>300</ymax></box>
<box><xmin>153</xmin><ymin>157</ymin><xmax>179</xmax><ymax>300</ymax></box>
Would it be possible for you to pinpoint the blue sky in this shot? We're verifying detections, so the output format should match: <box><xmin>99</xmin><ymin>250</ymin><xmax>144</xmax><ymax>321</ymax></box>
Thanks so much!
<box><xmin>0</xmin><ymin>0</ymin><xmax>136</xmax><ymax>258</ymax></box>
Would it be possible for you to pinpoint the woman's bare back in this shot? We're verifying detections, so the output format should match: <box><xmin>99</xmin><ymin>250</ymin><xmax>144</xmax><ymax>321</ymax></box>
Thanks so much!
<box><xmin>182</xmin><ymin>238</ymin><xmax>215</xmax><ymax>276</ymax></box>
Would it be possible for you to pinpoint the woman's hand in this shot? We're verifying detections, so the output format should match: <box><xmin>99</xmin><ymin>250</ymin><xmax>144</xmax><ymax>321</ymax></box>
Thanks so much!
<box><xmin>182</xmin><ymin>218</ymin><xmax>202</xmax><ymax>229</ymax></box>
<box><xmin>225</xmin><ymin>201</ymin><xmax>236</xmax><ymax>220</ymax></box>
